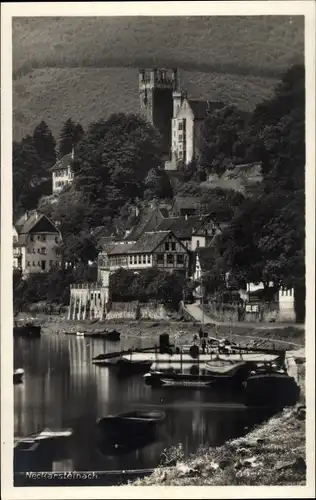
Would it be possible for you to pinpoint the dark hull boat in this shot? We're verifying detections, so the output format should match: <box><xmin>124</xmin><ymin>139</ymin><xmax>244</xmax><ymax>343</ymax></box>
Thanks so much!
<box><xmin>97</xmin><ymin>410</ymin><xmax>165</xmax><ymax>445</ymax></box>
<box><xmin>114</xmin><ymin>358</ymin><xmax>153</xmax><ymax>377</ymax></box>
<box><xmin>13</xmin><ymin>323</ymin><xmax>41</xmax><ymax>338</ymax></box>
<box><xmin>244</xmin><ymin>373</ymin><xmax>300</xmax><ymax>408</ymax></box>
<box><xmin>90</xmin><ymin>329</ymin><xmax>121</xmax><ymax>341</ymax></box>
<box><xmin>13</xmin><ymin>368</ymin><xmax>24</xmax><ymax>384</ymax></box>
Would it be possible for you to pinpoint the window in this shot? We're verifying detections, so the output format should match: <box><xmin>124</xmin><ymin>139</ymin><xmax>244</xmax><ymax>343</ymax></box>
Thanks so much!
<box><xmin>133</xmin><ymin>255</ymin><xmax>137</xmax><ymax>264</ymax></box>
<box><xmin>147</xmin><ymin>254</ymin><xmax>151</xmax><ymax>264</ymax></box>
<box><xmin>177</xmin><ymin>254</ymin><xmax>184</xmax><ymax>265</ymax></box>
<box><xmin>42</xmin><ymin>235</ymin><xmax>46</xmax><ymax>242</ymax></box>
<box><xmin>167</xmin><ymin>254</ymin><xmax>174</xmax><ymax>265</ymax></box>
<box><xmin>196</xmin><ymin>240</ymin><xmax>200</xmax><ymax>248</ymax></box>
<box><xmin>157</xmin><ymin>254</ymin><xmax>164</xmax><ymax>264</ymax></box>
<box><xmin>27</xmin><ymin>261</ymin><xmax>30</xmax><ymax>266</ymax></box>
<box><xmin>142</xmin><ymin>254</ymin><xmax>146</xmax><ymax>264</ymax></box>
<box><xmin>171</xmin><ymin>242</ymin><xmax>176</xmax><ymax>251</ymax></box>
<box><xmin>179</xmin><ymin>134</ymin><xmax>183</xmax><ymax>141</ymax></box>
<box><xmin>165</xmin><ymin>242</ymin><xmax>169</xmax><ymax>251</ymax></box>
<box><xmin>138</xmin><ymin>255</ymin><xmax>142</xmax><ymax>264</ymax></box>
<box><xmin>37</xmin><ymin>248</ymin><xmax>40</xmax><ymax>253</ymax></box>
<box><xmin>178</xmin><ymin>151</ymin><xmax>183</xmax><ymax>159</ymax></box>
<box><xmin>41</xmin><ymin>247</ymin><xmax>47</xmax><ymax>255</ymax></box>
<box><xmin>30</xmin><ymin>235</ymin><xmax>34</xmax><ymax>242</ymax></box>
<box><xmin>49</xmin><ymin>260</ymin><xmax>53</xmax><ymax>267</ymax></box>
<box><xmin>32</xmin><ymin>249</ymin><xmax>36</xmax><ymax>253</ymax></box>
<box><xmin>37</xmin><ymin>235</ymin><xmax>41</xmax><ymax>240</ymax></box>
<box><xmin>33</xmin><ymin>261</ymin><xmax>36</xmax><ymax>266</ymax></box>
<box><xmin>178</xmin><ymin>122</ymin><xmax>183</xmax><ymax>131</ymax></box>
<box><xmin>129</xmin><ymin>255</ymin><xmax>133</xmax><ymax>264</ymax></box>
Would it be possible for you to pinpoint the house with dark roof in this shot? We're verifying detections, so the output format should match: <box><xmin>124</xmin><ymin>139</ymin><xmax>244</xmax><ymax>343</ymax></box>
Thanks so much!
<box><xmin>171</xmin><ymin>96</ymin><xmax>224</xmax><ymax>167</ymax></box>
<box><xmin>170</xmin><ymin>196</ymin><xmax>202</xmax><ymax>217</ymax></box>
<box><xmin>13</xmin><ymin>210</ymin><xmax>62</xmax><ymax>274</ymax></box>
<box><xmin>51</xmin><ymin>151</ymin><xmax>74</xmax><ymax>193</ymax></box>
<box><xmin>123</xmin><ymin>205</ymin><xmax>167</xmax><ymax>243</ymax></box>
<box><xmin>105</xmin><ymin>230</ymin><xmax>190</xmax><ymax>277</ymax></box>
<box><xmin>156</xmin><ymin>214</ymin><xmax>219</xmax><ymax>250</ymax></box>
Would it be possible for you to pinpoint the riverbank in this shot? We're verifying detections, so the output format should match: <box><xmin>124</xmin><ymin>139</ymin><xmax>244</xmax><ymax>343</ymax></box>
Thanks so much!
<box><xmin>15</xmin><ymin>313</ymin><xmax>305</xmax><ymax>351</ymax></box>
<box><xmin>133</xmin><ymin>403</ymin><xmax>306</xmax><ymax>486</ymax></box>
<box><xmin>131</xmin><ymin>347</ymin><xmax>306</xmax><ymax>486</ymax></box>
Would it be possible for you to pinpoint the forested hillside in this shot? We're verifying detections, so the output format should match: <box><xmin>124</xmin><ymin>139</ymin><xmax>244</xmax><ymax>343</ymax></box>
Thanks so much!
<box><xmin>12</xmin><ymin>16</ymin><xmax>304</xmax><ymax>140</ymax></box>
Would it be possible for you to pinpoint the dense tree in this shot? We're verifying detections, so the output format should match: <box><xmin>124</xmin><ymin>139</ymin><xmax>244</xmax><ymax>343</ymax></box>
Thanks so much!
<box><xmin>144</xmin><ymin>167</ymin><xmax>173</xmax><ymax>200</ymax></box>
<box><xmin>13</xmin><ymin>135</ymin><xmax>52</xmax><ymax>215</ymax></box>
<box><xmin>73</xmin><ymin>113</ymin><xmax>162</xmax><ymax>222</ymax></box>
<box><xmin>109</xmin><ymin>267</ymin><xmax>185</xmax><ymax>307</ymax></box>
<box><xmin>200</xmin><ymin>105</ymin><xmax>249</xmax><ymax>176</ymax></box>
<box><xmin>59</xmin><ymin>118</ymin><xmax>84</xmax><ymax>157</ymax></box>
<box><xmin>32</xmin><ymin>121</ymin><xmax>56</xmax><ymax>169</ymax></box>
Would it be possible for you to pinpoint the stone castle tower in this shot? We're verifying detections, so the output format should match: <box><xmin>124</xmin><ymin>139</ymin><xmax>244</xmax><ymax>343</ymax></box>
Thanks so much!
<box><xmin>139</xmin><ymin>68</ymin><xmax>179</xmax><ymax>158</ymax></box>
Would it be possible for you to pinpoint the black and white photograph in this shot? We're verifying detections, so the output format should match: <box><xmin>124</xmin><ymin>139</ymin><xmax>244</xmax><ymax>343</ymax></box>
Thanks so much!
<box><xmin>1</xmin><ymin>2</ymin><xmax>315</xmax><ymax>498</ymax></box>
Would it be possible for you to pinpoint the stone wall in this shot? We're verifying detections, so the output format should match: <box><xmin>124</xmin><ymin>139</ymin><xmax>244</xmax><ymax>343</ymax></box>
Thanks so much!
<box><xmin>106</xmin><ymin>301</ymin><xmax>139</xmax><ymax>320</ymax></box>
<box><xmin>204</xmin><ymin>301</ymin><xmax>294</xmax><ymax>323</ymax></box>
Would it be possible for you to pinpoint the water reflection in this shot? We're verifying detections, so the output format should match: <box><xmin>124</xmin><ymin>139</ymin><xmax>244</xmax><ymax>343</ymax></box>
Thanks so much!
<box><xmin>14</xmin><ymin>332</ymin><xmax>274</xmax><ymax>478</ymax></box>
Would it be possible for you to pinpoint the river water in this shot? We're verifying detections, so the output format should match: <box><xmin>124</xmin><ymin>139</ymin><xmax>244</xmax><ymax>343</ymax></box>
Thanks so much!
<box><xmin>14</xmin><ymin>331</ymin><xmax>274</xmax><ymax>485</ymax></box>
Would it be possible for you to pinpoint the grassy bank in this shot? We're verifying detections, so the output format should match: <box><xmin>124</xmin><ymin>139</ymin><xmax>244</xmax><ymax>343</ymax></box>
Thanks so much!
<box><xmin>133</xmin><ymin>404</ymin><xmax>306</xmax><ymax>486</ymax></box>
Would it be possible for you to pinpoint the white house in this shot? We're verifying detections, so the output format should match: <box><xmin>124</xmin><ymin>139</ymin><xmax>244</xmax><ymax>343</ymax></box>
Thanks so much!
<box><xmin>51</xmin><ymin>150</ymin><xmax>74</xmax><ymax>194</ymax></box>
<box><xmin>13</xmin><ymin>210</ymin><xmax>62</xmax><ymax>274</ymax></box>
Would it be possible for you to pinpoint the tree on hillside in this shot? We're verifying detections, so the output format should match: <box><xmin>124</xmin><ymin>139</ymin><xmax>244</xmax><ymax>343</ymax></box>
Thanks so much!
<box><xmin>13</xmin><ymin>135</ymin><xmax>49</xmax><ymax>215</ymax></box>
<box><xmin>200</xmin><ymin>187</ymin><xmax>245</xmax><ymax>222</ymax></box>
<box><xmin>73</xmin><ymin>113</ymin><xmax>162</xmax><ymax>223</ymax></box>
<box><xmin>199</xmin><ymin>105</ymin><xmax>249</xmax><ymax>176</ymax></box>
<box><xmin>59</xmin><ymin>118</ymin><xmax>84</xmax><ymax>158</ymax></box>
<box><xmin>143</xmin><ymin>167</ymin><xmax>173</xmax><ymax>200</ymax></box>
<box><xmin>215</xmin><ymin>64</ymin><xmax>305</xmax><ymax>321</ymax></box>
<box><xmin>32</xmin><ymin>121</ymin><xmax>56</xmax><ymax>169</ymax></box>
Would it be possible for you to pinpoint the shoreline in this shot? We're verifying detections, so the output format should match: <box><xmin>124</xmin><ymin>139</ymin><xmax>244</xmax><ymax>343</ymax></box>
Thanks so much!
<box><xmin>16</xmin><ymin>313</ymin><xmax>305</xmax><ymax>351</ymax></box>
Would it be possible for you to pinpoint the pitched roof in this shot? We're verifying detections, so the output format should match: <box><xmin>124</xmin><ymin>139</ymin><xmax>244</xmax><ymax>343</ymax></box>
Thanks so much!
<box><xmin>123</xmin><ymin>206</ymin><xmax>163</xmax><ymax>242</ymax></box>
<box><xmin>156</xmin><ymin>215</ymin><xmax>209</xmax><ymax>239</ymax></box>
<box><xmin>51</xmin><ymin>153</ymin><xmax>72</xmax><ymax>172</ymax></box>
<box><xmin>107</xmin><ymin>243</ymin><xmax>136</xmax><ymax>255</ymax></box>
<box><xmin>14</xmin><ymin>211</ymin><xmax>60</xmax><ymax>246</ymax></box>
<box><xmin>188</xmin><ymin>100</ymin><xmax>224</xmax><ymax>120</ymax></box>
<box><xmin>108</xmin><ymin>231</ymin><xmax>175</xmax><ymax>255</ymax></box>
<box><xmin>130</xmin><ymin>231</ymin><xmax>172</xmax><ymax>253</ymax></box>
<box><xmin>172</xmin><ymin>196</ymin><xmax>202</xmax><ymax>211</ymax></box>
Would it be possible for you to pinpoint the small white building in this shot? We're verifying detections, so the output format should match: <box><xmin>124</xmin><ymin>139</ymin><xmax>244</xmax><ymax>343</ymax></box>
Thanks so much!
<box><xmin>51</xmin><ymin>151</ymin><xmax>74</xmax><ymax>194</ymax></box>
<box><xmin>13</xmin><ymin>210</ymin><xmax>62</xmax><ymax>274</ymax></box>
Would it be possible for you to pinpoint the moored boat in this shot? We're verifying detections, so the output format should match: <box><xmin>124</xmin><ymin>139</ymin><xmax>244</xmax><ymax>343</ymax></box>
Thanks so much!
<box><xmin>13</xmin><ymin>368</ymin><xmax>24</xmax><ymax>384</ymax></box>
<box><xmin>97</xmin><ymin>410</ymin><xmax>165</xmax><ymax>445</ymax></box>
<box><xmin>244</xmin><ymin>372</ymin><xmax>300</xmax><ymax>408</ymax></box>
<box><xmin>144</xmin><ymin>371</ymin><xmax>215</xmax><ymax>388</ymax></box>
<box><xmin>114</xmin><ymin>358</ymin><xmax>153</xmax><ymax>377</ymax></box>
